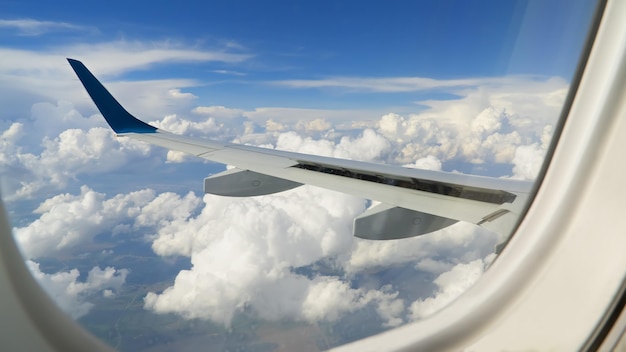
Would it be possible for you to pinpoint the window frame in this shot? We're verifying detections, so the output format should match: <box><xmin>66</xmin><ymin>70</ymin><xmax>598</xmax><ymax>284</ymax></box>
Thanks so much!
<box><xmin>1</xmin><ymin>1</ymin><xmax>624</xmax><ymax>351</ymax></box>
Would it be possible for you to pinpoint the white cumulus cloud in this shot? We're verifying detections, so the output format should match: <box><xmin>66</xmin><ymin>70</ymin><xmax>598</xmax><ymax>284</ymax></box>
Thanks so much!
<box><xmin>26</xmin><ymin>261</ymin><xmax>128</xmax><ymax>319</ymax></box>
<box><xmin>408</xmin><ymin>254</ymin><xmax>496</xmax><ymax>321</ymax></box>
<box><xmin>14</xmin><ymin>186</ymin><xmax>200</xmax><ymax>259</ymax></box>
<box><xmin>143</xmin><ymin>186</ymin><xmax>410</xmax><ymax>327</ymax></box>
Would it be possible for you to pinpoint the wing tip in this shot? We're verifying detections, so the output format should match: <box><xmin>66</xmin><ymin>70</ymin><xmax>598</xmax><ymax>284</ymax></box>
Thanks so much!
<box><xmin>66</xmin><ymin>58</ymin><xmax>84</xmax><ymax>72</ymax></box>
<box><xmin>67</xmin><ymin>58</ymin><xmax>157</xmax><ymax>134</ymax></box>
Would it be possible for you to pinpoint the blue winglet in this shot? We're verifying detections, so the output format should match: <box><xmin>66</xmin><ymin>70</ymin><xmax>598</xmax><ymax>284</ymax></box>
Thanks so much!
<box><xmin>67</xmin><ymin>58</ymin><xmax>157</xmax><ymax>134</ymax></box>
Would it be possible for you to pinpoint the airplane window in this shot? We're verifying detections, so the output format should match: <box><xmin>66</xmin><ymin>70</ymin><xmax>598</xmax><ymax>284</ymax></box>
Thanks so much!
<box><xmin>1</xmin><ymin>0</ymin><xmax>599</xmax><ymax>351</ymax></box>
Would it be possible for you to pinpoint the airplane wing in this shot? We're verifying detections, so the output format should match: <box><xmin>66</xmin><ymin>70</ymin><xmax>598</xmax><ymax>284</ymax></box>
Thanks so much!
<box><xmin>67</xmin><ymin>58</ymin><xmax>532</xmax><ymax>241</ymax></box>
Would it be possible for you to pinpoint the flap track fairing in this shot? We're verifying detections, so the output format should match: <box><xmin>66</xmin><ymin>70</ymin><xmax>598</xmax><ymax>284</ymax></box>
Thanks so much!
<box><xmin>354</xmin><ymin>203</ymin><xmax>458</xmax><ymax>240</ymax></box>
<box><xmin>204</xmin><ymin>168</ymin><xmax>302</xmax><ymax>197</ymax></box>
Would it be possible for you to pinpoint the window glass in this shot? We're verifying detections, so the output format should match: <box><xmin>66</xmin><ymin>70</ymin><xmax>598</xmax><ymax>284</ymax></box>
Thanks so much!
<box><xmin>1</xmin><ymin>1</ymin><xmax>598</xmax><ymax>350</ymax></box>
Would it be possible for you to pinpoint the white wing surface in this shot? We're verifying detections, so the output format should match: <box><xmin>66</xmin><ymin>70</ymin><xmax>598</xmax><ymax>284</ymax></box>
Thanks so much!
<box><xmin>68</xmin><ymin>58</ymin><xmax>531</xmax><ymax>241</ymax></box>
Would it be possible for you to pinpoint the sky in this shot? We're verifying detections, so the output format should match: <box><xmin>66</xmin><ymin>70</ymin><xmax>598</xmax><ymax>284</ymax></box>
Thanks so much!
<box><xmin>0</xmin><ymin>1</ymin><xmax>597</xmax><ymax>351</ymax></box>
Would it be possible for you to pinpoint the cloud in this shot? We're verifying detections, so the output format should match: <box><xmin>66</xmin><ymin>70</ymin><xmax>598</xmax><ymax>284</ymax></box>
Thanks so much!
<box><xmin>256</xmin><ymin>75</ymin><xmax>564</xmax><ymax>171</ymax></box>
<box><xmin>300</xmin><ymin>278</ymin><xmax>403</xmax><ymax>325</ymax></box>
<box><xmin>270</xmin><ymin>75</ymin><xmax>552</xmax><ymax>93</ymax></box>
<box><xmin>373</xmin><ymin>78</ymin><xmax>563</xmax><ymax>169</ymax></box>
<box><xmin>142</xmin><ymin>184</ymin><xmax>499</xmax><ymax>328</ymax></box>
<box><xmin>14</xmin><ymin>186</ymin><xmax>200</xmax><ymax>259</ymax></box>
<box><xmin>1</xmin><ymin>39</ymin><xmax>251</xmax><ymax>77</ymax></box>
<box><xmin>511</xmin><ymin>143</ymin><xmax>546</xmax><ymax>180</ymax></box>
<box><xmin>403</xmin><ymin>155</ymin><xmax>443</xmax><ymax>171</ymax></box>
<box><xmin>0</xmin><ymin>39</ymin><xmax>253</xmax><ymax>119</ymax></box>
<box><xmin>0</xmin><ymin>118</ymin><xmax>154</xmax><ymax>200</ymax></box>
<box><xmin>137</xmin><ymin>132</ymin><xmax>399</xmax><ymax>326</ymax></box>
<box><xmin>143</xmin><ymin>185</ymin><xmax>414</xmax><ymax>327</ymax></box>
<box><xmin>511</xmin><ymin>125</ymin><xmax>554</xmax><ymax>180</ymax></box>
<box><xmin>14</xmin><ymin>186</ymin><xmax>145</xmax><ymax>258</ymax></box>
<box><xmin>0</xmin><ymin>100</ymin><xmax>220</xmax><ymax>200</ymax></box>
<box><xmin>408</xmin><ymin>254</ymin><xmax>496</xmax><ymax>321</ymax></box>
<box><xmin>273</xmin><ymin>128</ymin><xmax>391</xmax><ymax>161</ymax></box>
<box><xmin>192</xmin><ymin>105</ymin><xmax>247</xmax><ymax>119</ymax></box>
<box><xmin>271</xmin><ymin>76</ymin><xmax>483</xmax><ymax>92</ymax></box>
<box><xmin>63</xmin><ymin>41</ymin><xmax>252</xmax><ymax>77</ymax></box>
<box><xmin>0</xmin><ymin>18</ymin><xmax>87</xmax><ymax>36</ymax></box>
<box><xmin>212</xmin><ymin>69</ymin><xmax>246</xmax><ymax>76</ymax></box>
<box><xmin>14</xmin><ymin>170</ymin><xmax>497</xmax><ymax>329</ymax></box>
<box><xmin>192</xmin><ymin>105</ymin><xmax>385</xmax><ymax>129</ymax></box>
<box><xmin>26</xmin><ymin>261</ymin><xmax>128</xmax><ymax>319</ymax></box>
<box><xmin>344</xmin><ymin>222</ymin><xmax>498</xmax><ymax>274</ymax></box>
<box><xmin>245</xmin><ymin>107</ymin><xmax>380</xmax><ymax>125</ymax></box>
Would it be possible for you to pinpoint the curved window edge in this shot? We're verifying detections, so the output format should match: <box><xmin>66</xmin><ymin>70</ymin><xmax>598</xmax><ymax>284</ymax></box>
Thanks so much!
<box><xmin>331</xmin><ymin>0</ymin><xmax>626</xmax><ymax>350</ymax></box>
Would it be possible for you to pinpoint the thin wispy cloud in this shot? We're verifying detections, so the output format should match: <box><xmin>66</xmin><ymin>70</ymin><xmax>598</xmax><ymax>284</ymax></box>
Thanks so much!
<box><xmin>0</xmin><ymin>40</ymin><xmax>253</xmax><ymax>76</ymax></box>
<box><xmin>271</xmin><ymin>75</ymin><xmax>545</xmax><ymax>93</ymax></box>
<box><xmin>0</xmin><ymin>39</ymin><xmax>255</xmax><ymax>116</ymax></box>
<box><xmin>211</xmin><ymin>69</ymin><xmax>246</xmax><ymax>76</ymax></box>
<box><xmin>0</xmin><ymin>18</ymin><xmax>87</xmax><ymax>36</ymax></box>
<box><xmin>222</xmin><ymin>40</ymin><xmax>247</xmax><ymax>51</ymax></box>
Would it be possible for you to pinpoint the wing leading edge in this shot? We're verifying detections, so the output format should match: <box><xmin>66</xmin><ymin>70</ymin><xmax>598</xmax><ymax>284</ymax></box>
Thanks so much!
<box><xmin>67</xmin><ymin>58</ymin><xmax>531</xmax><ymax>241</ymax></box>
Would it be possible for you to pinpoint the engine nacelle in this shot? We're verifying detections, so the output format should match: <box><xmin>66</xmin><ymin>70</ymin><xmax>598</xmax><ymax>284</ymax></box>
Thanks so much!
<box><xmin>354</xmin><ymin>203</ymin><xmax>457</xmax><ymax>240</ymax></box>
<box><xmin>204</xmin><ymin>168</ymin><xmax>302</xmax><ymax>197</ymax></box>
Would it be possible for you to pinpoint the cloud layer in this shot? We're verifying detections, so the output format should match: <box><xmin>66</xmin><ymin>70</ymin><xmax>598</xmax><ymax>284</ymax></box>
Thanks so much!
<box><xmin>2</xmin><ymin>44</ymin><xmax>565</xmax><ymax>334</ymax></box>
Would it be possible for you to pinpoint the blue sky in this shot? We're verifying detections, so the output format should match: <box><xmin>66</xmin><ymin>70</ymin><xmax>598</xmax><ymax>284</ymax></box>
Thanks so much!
<box><xmin>1</xmin><ymin>1</ymin><xmax>590</xmax><ymax>74</ymax></box>
<box><xmin>1</xmin><ymin>0</ymin><xmax>595</xmax><ymax>113</ymax></box>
